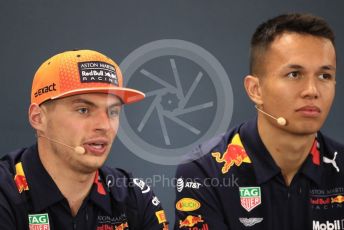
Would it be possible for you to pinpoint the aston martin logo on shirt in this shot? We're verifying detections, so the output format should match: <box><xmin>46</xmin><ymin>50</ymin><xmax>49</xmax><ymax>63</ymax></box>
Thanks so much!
<box><xmin>239</xmin><ymin>217</ymin><xmax>263</xmax><ymax>227</ymax></box>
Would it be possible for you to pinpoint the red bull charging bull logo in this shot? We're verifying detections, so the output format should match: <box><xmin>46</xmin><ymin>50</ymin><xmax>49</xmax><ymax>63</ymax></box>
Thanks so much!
<box><xmin>179</xmin><ymin>215</ymin><xmax>204</xmax><ymax>228</ymax></box>
<box><xmin>114</xmin><ymin>222</ymin><xmax>129</xmax><ymax>230</ymax></box>
<box><xmin>212</xmin><ymin>134</ymin><xmax>251</xmax><ymax>174</ymax></box>
<box><xmin>332</xmin><ymin>195</ymin><xmax>344</xmax><ymax>204</ymax></box>
<box><xmin>14</xmin><ymin>162</ymin><xmax>29</xmax><ymax>193</ymax></box>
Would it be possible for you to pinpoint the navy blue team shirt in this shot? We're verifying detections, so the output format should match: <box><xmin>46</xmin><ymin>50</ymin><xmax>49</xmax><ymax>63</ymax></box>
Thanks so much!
<box><xmin>174</xmin><ymin>119</ymin><xmax>344</xmax><ymax>230</ymax></box>
<box><xmin>0</xmin><ymin>144</ymin><xmax>169</xmax><ymax>230</ymax></box>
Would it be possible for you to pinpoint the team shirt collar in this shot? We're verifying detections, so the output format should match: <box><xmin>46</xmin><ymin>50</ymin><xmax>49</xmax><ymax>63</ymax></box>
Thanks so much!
<box><xmin>240</xmin><ymin>118</ymin><xmax>323</xmax><ymax>186</ymax></box>
<box><xmin>22</xmin><ymin>144</ymin><xmax>64</xmax><ymax>212</ymax></box>
<box><xmin>21</xmin><ymin>144</ymin><xmax>112</xmax><ymax>214</ymax></box>
<box><xmin>89</xmin><ymin>170</ymin><xmax>112</xmax><ymax>215</ymax></box>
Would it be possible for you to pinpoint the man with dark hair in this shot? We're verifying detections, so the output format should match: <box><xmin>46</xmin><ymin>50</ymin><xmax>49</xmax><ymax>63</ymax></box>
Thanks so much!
<box><xmin>250</xmin><ymin>13</ymin><xmax>335</xmax><ymax>76</ymax></box>
<box><xmin>0</xmin><ymin>50</ymin><xmax>168</xmax><ymax>229</ymax></box>
<box><xmin>174</xmin><ymin>13</ymin><xmax>343</xmax><ymax>229</ymax></box>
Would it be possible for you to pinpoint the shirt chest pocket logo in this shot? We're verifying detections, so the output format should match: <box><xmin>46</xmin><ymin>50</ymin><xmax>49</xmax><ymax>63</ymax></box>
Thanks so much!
<box><xmin>312</xmin><ymin>219</ymin><xmax>344</xmax><ymax>230</ymax></box>
<box><xmin>28</xmin><ymin>213</ymin><xmax>50</xmax><ymax>230</ymax></box>
<box><xmin>97</xmin><ymin>214</ymin><xmax>129</xmax><ymax>230</ymax></box>
<box><xmin>310</xmin><ymin>188</ymin><xmax>344</xmax><ymax>213</ymax></box>
<box><xmin>239</xmin><ymin>187</ymin><xmax>262</xmax><ymax>212</ymax></box>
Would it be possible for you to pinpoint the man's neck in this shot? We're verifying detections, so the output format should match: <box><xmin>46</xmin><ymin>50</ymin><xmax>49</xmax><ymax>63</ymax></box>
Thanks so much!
<box><xmin>38</xmin><ymin>144</ymin><xmax>96</xmax><ymax>216</ymax></box>
<box><xmin>257</xmin><ymin>116</ymin><xmax>316</xmax><ymax>186</ymax></box>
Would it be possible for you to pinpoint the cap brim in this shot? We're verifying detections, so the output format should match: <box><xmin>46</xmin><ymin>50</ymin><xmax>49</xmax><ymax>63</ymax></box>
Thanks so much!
<box><xmin>51</xmin><ymin>87</ymin><xmax>145</xmax><ymax>104</ymax></box>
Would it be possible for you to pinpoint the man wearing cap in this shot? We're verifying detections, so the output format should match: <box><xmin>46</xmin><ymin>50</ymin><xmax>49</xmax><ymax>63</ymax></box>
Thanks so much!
<box><xmin>0</xmin><ymin>50</ymin><xmax>168</xmax><ymax>229</ymax></box>
<box><xmin>174</xmin><ymin>13</ymin><xmax>344</xmax><ymax>229</ymax></box>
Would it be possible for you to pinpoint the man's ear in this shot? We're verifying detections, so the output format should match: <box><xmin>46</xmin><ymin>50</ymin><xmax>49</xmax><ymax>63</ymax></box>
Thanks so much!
<box><xmin>28</xmin><ymin>103</ymin><xmax>45</xmax><ymax>131</ymax></box>
<box><xmin>244</xmin><ymin>75</ymin><xmax>264</xmax><ymax>105</ymax></box>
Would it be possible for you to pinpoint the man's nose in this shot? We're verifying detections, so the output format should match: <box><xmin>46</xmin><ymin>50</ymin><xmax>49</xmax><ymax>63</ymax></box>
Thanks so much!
<box><xmin>93</xmin><ymin>111</ymin><xmax>112</xmax><ymax>132</ymax></box>
<box><xmin>300</xmin><ymin>76</ymin><xmax>319</xmax><ymax>99</ymax></box>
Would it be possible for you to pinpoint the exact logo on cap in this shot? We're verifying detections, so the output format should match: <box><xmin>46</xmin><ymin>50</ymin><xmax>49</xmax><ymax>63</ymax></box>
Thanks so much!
<box><xmin>34</xmin><ymin>83</ymin><xmax>57</xmax><ymax>98</ymax></box>
<box><xmin>78</xmin><ymin>61</ymin><xmax>118</xmax><ymax>86</ymax></box>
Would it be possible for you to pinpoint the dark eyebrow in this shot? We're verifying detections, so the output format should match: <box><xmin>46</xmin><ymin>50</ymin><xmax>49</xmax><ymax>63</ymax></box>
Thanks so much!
<box><xmin>71</xmin><ymin>98</ymin><xmax>97</xmax><ymax>107</ymax></box>
<box><xmin>285</xmin><ymin>64</ymin><xmax>303</xmax><ymax>70</ymax></box>
<box><xmin>285</xmin><ymin>64</ymin><xmax>336</xmax><ymax>71</ymax></box>
<box><xmin>321</xmin><ymin>65</ymin><xmax>336</xmax><ymax>71</ymax></box>
<box><xmin>71</xmin><ymin>98</ymin><xmax>122</xmax><ymax>108</ymax></box>
<box><xmin>109</xmin><ymin>102</ymin><xmax>122</xmax><ymax>108</ymax></box>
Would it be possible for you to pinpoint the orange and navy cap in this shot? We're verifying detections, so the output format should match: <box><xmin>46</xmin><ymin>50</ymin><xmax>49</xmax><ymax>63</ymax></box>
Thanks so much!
<box><xmin>31</xmin><ymin>49</ymin><xmax>145</xmax><ymax>105</ymax></box>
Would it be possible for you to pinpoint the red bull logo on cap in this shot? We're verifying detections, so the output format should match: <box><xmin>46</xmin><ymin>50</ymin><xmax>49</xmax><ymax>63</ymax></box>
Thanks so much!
<box><xmin>212</xmin><ymin>133</ymin><xmax>251</xmax><ymax>174</ymax></box>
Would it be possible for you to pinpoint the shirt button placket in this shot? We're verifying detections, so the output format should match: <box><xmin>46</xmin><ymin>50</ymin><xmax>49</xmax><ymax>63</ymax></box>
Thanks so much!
<box><xmin>73</xmin><ymin>221</ymin><xmax>77</xmax><ymax>230</ymax></box>
<box><xmin>287</xmin><ymin>189</ymin><xmax>291</xmax><ymax>199</ymax></box>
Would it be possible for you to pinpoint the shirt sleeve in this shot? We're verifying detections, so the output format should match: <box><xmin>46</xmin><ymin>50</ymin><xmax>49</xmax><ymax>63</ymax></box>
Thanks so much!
<box><xmin>174</xmin><ymin>160</ymin><xmax>230</xmax><ymax>230</ymax></box>
<box><xmin>132</xmin><ymin>178</ymin><xmax>169</xmax><ymax>230</ymax></box>
<box><xmin>0</xmin><ymin>190</ymin><xmax>17</xmax><ymax>230</ymax></box>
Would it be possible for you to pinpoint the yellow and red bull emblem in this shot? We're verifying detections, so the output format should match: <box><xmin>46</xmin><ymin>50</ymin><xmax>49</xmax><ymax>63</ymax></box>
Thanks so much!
<box><xmin>14</xmin><ymin>162</ymin><xmax>29</xmax><ymax>193</ymax></box>
<box><xmin>114</xmin><ymin>222</ymin><xmax>129</xmax><ymax>230</ymax></box>
<box><xmin>212</xmin><ymin>133</ymin><xmax>251</xmax><ymax>174</ymax></box>
<box><xmin>179</xmin><ymin>215</ymin><xmax>204</xmax><ymax>228</ymax></box>
<box><xmin>331</xmin><ymin>195</ymin><xmax>344</xmax><ymax>204</ymax></box>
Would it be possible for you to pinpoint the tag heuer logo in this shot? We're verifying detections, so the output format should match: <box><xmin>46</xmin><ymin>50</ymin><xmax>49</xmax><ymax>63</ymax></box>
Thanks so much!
<box><xmin>29</xmin><ymin>213</ymin><xmax>50</xmax><ymax>230</ymax></box>
<box><xmin>239</xmin><ymin>187</ymin><xmax>261</xmax><ymax>212</ymax></box>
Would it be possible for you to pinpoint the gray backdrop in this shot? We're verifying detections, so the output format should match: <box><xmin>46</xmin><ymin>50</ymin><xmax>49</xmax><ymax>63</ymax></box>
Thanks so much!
<box><xmin>1</xmin><ymin>0</ymin><xmax>344</xmax><ymax>226</ymax></box>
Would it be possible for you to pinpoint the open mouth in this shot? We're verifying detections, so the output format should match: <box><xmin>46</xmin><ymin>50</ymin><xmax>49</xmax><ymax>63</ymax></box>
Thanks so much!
<box><xmin>84</xmin><ymin>141</ymin><xmax>108</xmax><ymax>155</ymax></box>
<box><xmin>89</xmin><ymin>143</ymin><xmax>105</xmax><ymax>149</ymax></box>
